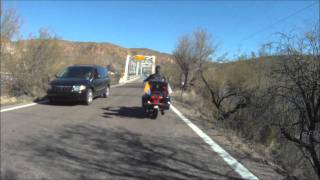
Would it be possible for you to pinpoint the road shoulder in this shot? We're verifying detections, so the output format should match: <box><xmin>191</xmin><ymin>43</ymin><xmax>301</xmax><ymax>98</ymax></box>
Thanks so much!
<box><xmin>171</xmin><ymin>100</ymin><xmax>285</xmax><ymax>180</ymax></box>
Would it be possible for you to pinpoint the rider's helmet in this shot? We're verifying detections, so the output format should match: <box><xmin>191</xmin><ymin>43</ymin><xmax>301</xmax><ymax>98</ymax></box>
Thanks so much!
<box><xmin>155</xmin><ymin>65</ymin><xmax>161</xmax><ymax>75</ymax></box>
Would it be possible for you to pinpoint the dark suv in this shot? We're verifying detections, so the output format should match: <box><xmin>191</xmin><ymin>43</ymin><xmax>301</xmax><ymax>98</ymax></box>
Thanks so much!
<box><xmin>47</xmin><ymin>64</ymin><xmax>111</xmax><ymax>105</ymax></box>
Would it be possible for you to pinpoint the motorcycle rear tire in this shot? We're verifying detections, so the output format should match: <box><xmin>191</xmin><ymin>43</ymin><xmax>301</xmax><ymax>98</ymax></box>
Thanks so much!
<box><xmin>151</xmin><ymin>109</ymin><xmax>158</xmax><ymax>119</ymax></box>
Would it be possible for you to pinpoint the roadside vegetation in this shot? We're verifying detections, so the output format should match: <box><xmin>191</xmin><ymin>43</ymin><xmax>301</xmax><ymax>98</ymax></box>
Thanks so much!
<box><xmin>1</xmin><ymin>6</ymin><xmax>64</xmax><ymax>103</ymax></box>
<box><xmin>166</xmin><ymin>27</ymin><xmax>320</xmax><ymax>180</ymax></box>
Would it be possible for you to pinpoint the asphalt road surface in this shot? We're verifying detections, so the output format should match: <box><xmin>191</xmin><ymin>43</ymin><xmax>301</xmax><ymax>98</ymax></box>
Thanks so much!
<box><xmin>1</xmin><ymin>82</ymin><xmax>280</xmax><ymax>180</ymax></box>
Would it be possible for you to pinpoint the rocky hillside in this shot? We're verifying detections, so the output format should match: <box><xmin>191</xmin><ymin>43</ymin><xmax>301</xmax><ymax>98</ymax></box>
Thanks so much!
<box><xmin>3</xmin><ymin>39</ymin><xmax>174</xmax><ymax>73</ymax></box>
<box><xmin>56</xmin><ymin>40</ymin><xmax>174</xmax><ymax>72</ymax></box>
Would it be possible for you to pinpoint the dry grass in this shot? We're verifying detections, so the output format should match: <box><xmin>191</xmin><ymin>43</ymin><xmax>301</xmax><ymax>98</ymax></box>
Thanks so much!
<box><xmin>0</xmin><ymin>95</ymin><xmax>33</xmax><ymax>106</ymax></box>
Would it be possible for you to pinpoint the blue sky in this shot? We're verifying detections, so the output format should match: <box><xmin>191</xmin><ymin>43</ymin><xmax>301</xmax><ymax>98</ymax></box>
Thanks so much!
<box><xmin>3</xmin><ymin>0</ymin><xmax>319</xmax><ymax>59</ymax></box>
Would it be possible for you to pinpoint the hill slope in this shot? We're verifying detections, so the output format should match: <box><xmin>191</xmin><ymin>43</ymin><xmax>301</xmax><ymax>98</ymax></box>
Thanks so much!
<box><xmin>3</xmin><ymin>39</ymin><xmax>173</xmax><ymax>73</ymax></box>
<box><xmin>56</xmin><ymin>40</ymin><xmax>174</xmax><ymax>72</ymax></box>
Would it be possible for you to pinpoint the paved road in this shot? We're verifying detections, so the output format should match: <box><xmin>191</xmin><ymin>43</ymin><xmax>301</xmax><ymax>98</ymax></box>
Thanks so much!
<box><xmin>1</xmin><ymin>82</ymin><xmax>268</xmax><ymax>180</ymax></box>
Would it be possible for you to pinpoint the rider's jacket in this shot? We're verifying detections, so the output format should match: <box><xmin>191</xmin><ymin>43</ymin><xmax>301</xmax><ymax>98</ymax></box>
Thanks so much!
<box><xmin>144</xmin><ymin>73</ymin><xmax>166</xmax><ymax>83</ymax></box>
<box><xmin>143</xmin><ymin>73</ymin><xmax>172</xmax><ymax>96</ymax></box>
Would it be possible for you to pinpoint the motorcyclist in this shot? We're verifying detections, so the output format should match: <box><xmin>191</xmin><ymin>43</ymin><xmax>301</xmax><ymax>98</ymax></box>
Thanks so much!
<box><xmin>142</xmin><ymin>65</ymin><xmax>171</xmax><ymax>113</ymax></box>
<box><xmin>144</xmin><ymin>65</ymin><xmax>166</xmax><ymax>83</ymax></box>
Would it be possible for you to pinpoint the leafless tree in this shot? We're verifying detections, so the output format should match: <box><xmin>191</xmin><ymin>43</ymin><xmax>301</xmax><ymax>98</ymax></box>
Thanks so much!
<box><xmin>172</xmin><ymin>35</ymin><xmax>196</xmax><ymax>90</ymax></box>
<box><xmin>192</xmin><ymin>29</ymin><xmax>251</xmax><ymax>120</ymax></box>
<box><xmin>270</xmin><ymin>27</ymin><xmax>320</xmax><ymax>179</ymax></box>
<box><xmin>173</xmin><ymin>28</ymin><xmax>251</xmax><ymax>119</ymax></box>
<box><xmin>0</xmin><ymin>5</ymin><xmax>21</xmax><ymax>59</ymax></box>
<box><xmin>0</xmin><ymin>6</ymin><xmax>21</xmax><ymax>41</ymax></box>
<box><xmin>0</xmin><ymin>5</ymin><xmax>22</xmax><ymax>95</ymax></box>
<box><xmin>193</xmin><ymin>28</ymin><xmax>215</xmax><ymax>70</ymax></box>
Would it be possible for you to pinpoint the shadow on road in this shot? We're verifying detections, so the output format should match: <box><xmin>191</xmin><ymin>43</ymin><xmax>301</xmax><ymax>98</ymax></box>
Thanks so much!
<box><xmin>7</xmin><ymin>124</ymin><xmax>243</xmax><ymax>180</ymax></box>
<box><xmin>36</xmin><ymin>100</ymin><xmax>79</xmax><ymax>106</ymax></box>
<box><xmin>101</xmin><ymin>106</ymin><xmax>147</xmax><ymax>119</ymax></box>
<box><xmin>34</xmin><ymin>96</ymin><xmax>101</xmax><ymax>107</ymax></box>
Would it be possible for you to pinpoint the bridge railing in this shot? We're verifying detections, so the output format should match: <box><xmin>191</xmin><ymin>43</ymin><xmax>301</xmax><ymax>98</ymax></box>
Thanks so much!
<box><xmin>119</xmin><ymin>55</ymin><xmax>155</xmax><ymax>84</ymax></box>
<box><xmin>118</xmin><ymin>74</ymin><xmax>140</xmax><ymax>84</ymax></box>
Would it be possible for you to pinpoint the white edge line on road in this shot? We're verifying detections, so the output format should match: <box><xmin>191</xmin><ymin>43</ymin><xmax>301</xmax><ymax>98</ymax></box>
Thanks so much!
<box><xmin>0</xmin><ymin>101</ymin><xmax>46</xmax><ymax>113</ymax></box>
<box><xmin>1</xmin><ymin>78</ymin><xmax>140</xmax><ymax>113</ymax></box>
<box><xmin>170</xmin><ymin>105</ymin><xmax>259</xmax><ymax>180</ymax></box>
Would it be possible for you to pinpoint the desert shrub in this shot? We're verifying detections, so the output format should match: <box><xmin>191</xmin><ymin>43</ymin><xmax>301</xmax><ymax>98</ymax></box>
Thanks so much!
<box><xmin>5</xmin><ymin>29</ymin><xmax>63</xmax><ymax>96</ymax></box>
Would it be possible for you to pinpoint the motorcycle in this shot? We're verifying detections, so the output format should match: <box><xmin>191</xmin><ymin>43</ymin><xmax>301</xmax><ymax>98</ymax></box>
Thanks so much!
<box><xmin>142</xmin><ymin>81</ymin><xmax>170</xmax><ymax>119</ymax></box>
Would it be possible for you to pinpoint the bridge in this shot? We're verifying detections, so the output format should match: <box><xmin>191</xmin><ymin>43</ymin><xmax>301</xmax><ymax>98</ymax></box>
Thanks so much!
<box><xmin>119</xmin><ymin>55</ymin><xmax>156</xmax><ymax>83</ymax></box>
